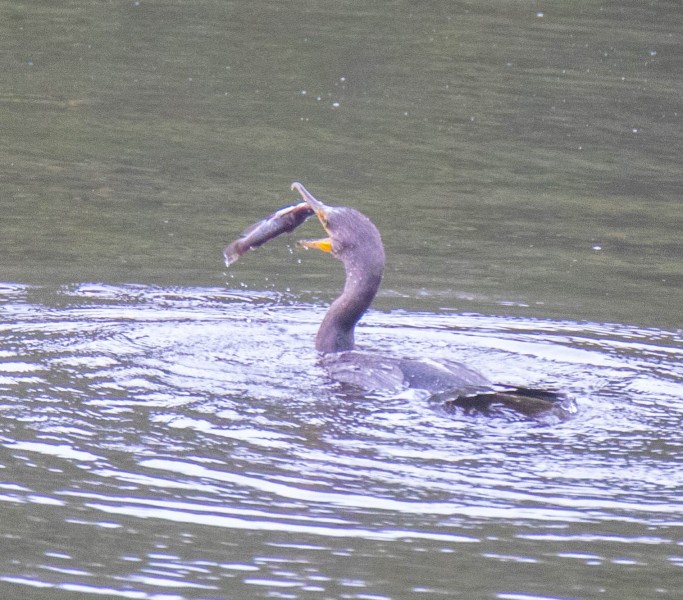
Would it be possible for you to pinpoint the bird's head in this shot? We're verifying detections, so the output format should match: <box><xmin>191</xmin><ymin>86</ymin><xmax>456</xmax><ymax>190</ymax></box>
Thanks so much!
<box><xmin>291</xmin><ymin>182</ymin><xmax>385</xmax><ymax>274</ymax></box>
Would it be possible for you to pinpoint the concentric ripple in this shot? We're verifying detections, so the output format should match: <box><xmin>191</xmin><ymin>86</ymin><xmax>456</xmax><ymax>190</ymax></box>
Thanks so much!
<box><xmin>1</xmin><ymin>283</ymin><xmax>681</xmax><ymax>599</ymax></box>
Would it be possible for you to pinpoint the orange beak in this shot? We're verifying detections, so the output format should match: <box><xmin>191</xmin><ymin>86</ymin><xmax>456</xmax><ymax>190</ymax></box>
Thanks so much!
<box><xmin>291</xmin><ymin>182</ymin><xmax>334</xmax><ymax>254</ymax></box>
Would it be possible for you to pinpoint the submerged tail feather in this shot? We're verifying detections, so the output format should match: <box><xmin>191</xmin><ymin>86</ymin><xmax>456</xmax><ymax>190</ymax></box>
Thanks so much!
<box><xmin>433</xmin><ymin>387</ymin><xmax>577</xmax><ymax>419</ymax></box>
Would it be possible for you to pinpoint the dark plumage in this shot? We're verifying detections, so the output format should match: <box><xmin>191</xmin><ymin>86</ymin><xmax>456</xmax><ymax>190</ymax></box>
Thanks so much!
<box><xmin>225</xmin><ymin>183</ymin><xmax>576</xmax><ymax>419</ymax></box>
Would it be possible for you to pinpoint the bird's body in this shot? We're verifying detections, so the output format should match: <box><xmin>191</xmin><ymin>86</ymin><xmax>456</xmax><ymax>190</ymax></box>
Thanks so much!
<box><xmin>224</xmin><ymin>183</ymin><xmax>575</xmax><ymax>419</ymax></box>
<box><xmin>321</xmin><ymin>351</ymin><xmax>490</xmax><ymax>394</ymax></box>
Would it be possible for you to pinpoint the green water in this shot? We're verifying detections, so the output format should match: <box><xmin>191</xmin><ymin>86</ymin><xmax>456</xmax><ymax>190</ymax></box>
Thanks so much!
<box><xmin>1</xmin><ymin>1</ymin><xmax>681</xmax><ymax>599</ymax></box>
<box><xmin>2</xmin><ymin>0</ymin><xmax>680</xmax><ymax>324</ymax></box>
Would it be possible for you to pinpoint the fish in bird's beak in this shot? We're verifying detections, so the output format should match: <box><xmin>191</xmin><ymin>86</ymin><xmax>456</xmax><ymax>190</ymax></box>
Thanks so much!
<box><xmin>291</xmin><ymin>182</ymin><xmax>334</xmax><ymax>254</ymax></box>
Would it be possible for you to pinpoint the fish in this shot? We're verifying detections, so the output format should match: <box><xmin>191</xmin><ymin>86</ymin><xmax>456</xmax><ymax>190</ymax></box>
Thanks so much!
<box><xmin>223</xmin><ymin>201</ymin><xmax>314</xmax><ymax>266</ymax></box>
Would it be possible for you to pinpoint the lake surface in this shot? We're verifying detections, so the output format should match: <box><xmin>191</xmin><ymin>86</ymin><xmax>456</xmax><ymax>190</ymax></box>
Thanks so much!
<box><xmin>1</xmin><ymin>1</ymin><xmax>681</xmax><ymax>599</ymax></box>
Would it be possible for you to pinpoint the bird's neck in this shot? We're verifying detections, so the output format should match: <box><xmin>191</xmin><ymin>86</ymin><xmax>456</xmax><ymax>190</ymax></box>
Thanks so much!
<box><xmin>315</xmin><ymin>260</ymin><xmax>383</xmax><ymax>353</ymax></box>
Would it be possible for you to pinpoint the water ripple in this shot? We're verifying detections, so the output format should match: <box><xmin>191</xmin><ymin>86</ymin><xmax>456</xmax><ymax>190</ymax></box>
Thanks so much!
<box><xmin>1</xmin><ymin>284</ymin><xmax>682</xmax><ymax>599</ymax></box>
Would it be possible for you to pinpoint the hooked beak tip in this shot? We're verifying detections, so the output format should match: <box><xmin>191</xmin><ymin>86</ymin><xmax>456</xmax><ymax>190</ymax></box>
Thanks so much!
<box><xmin>291</xmin><ymin>182</ymin><xmax>332</xmax><ymax>235</ymax></box>
<box><xmin>291</xmin><ymin>182</ymin><xmax>326</xmax><ymax>211</ymax></box>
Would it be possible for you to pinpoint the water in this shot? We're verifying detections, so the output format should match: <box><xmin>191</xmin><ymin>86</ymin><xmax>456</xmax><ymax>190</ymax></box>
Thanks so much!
<box><xmin>2</xmin><ymin>283</ymin><xmax>682</xmax><ymax>599</ymax></box>
<box><xmin>1</xmin><ymin>1</ymin><xmax>682</xmax><ymax>598</ymax></box>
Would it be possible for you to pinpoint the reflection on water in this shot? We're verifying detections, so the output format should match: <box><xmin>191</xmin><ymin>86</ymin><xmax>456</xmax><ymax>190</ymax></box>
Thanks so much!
<box><xmin>1</xmin><ymin>283</ymin><xmax>682</xmax><ymax>599</ymax></box>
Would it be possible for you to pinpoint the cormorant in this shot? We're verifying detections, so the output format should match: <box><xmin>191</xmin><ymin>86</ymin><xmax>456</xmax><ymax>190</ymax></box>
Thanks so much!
<box><xmin>225</xmin><ymin>183</ymin><xmax>575</xmax><ymax>419</ymax></box>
